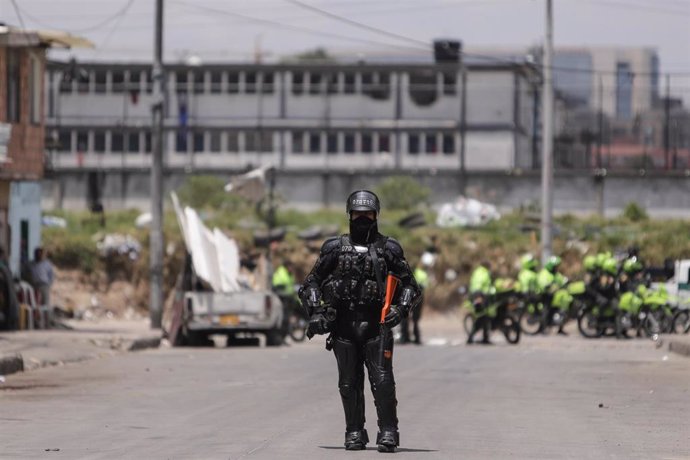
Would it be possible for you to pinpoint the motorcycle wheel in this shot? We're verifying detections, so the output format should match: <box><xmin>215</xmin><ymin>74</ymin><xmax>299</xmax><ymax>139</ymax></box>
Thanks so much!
<box><xmin>672</xmin><ymin>310</ymin><xmax>690</xmax><ymax>334</ymax></box>
<box><xmin>643</xmin><ymin>310</ymin><xmax>666</xmax><ymax>337</ymax></box>
<box><xmin>288</xmin><ymin>314</ymin><xmax>308</xmax><ymax>342</ymax></box>
<box><xmin>578</xmin><ymin>306</ymin><xmax>604</xmax><ymax>338</ymax></box>
<box><xmin>519</xmin><ymin>305</ymin><xmax>545</xmax><ymax>336</ymax></box>
<box><xmin>615</xmin><ymin>311</ymin><xmax>632</xmax><ymax>339</ymax></box>
<box><xmin>463</xmin><ymin>312</ymin><xmax>474</xmax><ymax>336</ymax></box>
<box><xmin>501</xmin><ymin>315</ymin><xmax>521</xmax><ymax>344</ymax></box>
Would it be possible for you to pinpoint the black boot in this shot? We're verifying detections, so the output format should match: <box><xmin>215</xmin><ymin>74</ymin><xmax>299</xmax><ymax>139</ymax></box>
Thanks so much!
<box><xmin>376</xmin><ymin>430</ymin><xmax>399</xmax><ymax>453</ymax></box>
<box><xmin>345</xmin><ymin>429</ymin><xmax>369</xmax><ymax>451</ymax></box>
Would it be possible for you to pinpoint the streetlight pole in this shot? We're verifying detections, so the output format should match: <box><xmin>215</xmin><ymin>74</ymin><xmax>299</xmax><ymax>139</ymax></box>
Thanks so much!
<box><xmin>150</xmin><ymin>0</ymin><xmax>164</xmax><ymax>329</ymax></box>
<box><xmin>540</xmin><ymin>0</ymin><xmax>554</xmax><ymax>264</ymax></box>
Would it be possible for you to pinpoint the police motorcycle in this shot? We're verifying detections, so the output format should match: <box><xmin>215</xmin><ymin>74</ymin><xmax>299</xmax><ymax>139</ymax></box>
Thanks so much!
<box><xmin>672</xmin><ymin>304</ymin><xmax>690</xmax><ymax>334</ymax></box>
<box><xmin>577</xmin><ymin>254</ymin><xmax>627</xmax><ymax>338</ymax></box>
<box><xmin>463</xmin><ymin>278</ymin><xmax>521</xmax><ymax>344</ymax></box>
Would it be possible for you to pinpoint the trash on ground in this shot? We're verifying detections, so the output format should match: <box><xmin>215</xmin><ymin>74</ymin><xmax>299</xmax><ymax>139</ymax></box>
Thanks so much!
<box><xmin>436</xmin><ymin>196</ymin><xmax>500</xmax><ymax>228</ymax></box>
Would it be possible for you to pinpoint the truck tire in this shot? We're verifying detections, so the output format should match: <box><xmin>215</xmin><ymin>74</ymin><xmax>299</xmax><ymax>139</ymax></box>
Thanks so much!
<box><xmin>265</xmin><ymin>329</ymin><xmax>284</xmax><ymax>347</ymax></box>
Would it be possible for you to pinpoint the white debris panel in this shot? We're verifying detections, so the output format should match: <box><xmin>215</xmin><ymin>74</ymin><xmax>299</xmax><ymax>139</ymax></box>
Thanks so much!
<box><xmin>171</xmin><ymin>192</ymin><xmax>241</xmax><ymax>293</ymax></box>
<box><xmin>436</xmin><ymin>196</ymin><xmax>501</xmax><ymax>228</ymax></box>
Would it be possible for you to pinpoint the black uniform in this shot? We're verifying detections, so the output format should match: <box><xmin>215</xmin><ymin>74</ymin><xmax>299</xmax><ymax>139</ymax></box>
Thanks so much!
<box><xmin>299</xmin><ymin>191</ymin><xmax>420</xmax><ymax>452</ymax></box>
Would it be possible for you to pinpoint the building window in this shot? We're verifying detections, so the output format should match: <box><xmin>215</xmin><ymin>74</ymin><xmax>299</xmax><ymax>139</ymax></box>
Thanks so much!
<box><xmin>344</xmin><ymin>133</ymin><xmax>355</xmax><ymax>154</ymax></box>
<box><xmin>144</xmin><ymin>131</ymin><xmax>152</xmax><ymax>153</ymax></box>
<box><xmin>309</xmin><ymin>73</ymin><xmax>322</xmax><ymax>95</ymax></box>
<box><xmin>344</xmin><ymin>73</ymin><xmax>356</xmax><ymax>94</ymax></box>
<box><xmin>442</xmin><ymin>134</ymin><xmax>455</xmax><ymax>155</ymax></box>
<box><xmin>245</xmin><ymin>72</ymin><xmax>257</xmax><ymax>94</ymax></box>
<box><xmin>58</xmin><ymin>130</ymin><xmax>72</xmax><ymax>153</ymax></box>
<box><xmin>6</xmin><ymin>49</ymin><xmax>21</xmax><ymax>122</ymax></box>
<box><xmin>127</xmin><ymin>132</ymin><xmax>140</xmax><ymax>153</ymax></box>
<box><xmin>228</xmin><ymin>72</ymin><xmax>239</xmax><ymax>94</ymax></box>
<box><xmin>379</xmin><ymin>133</ymin><xmax>390</xmax><ymax>153</ymax></box>
<box><xmin>292</xmin><ymin>73</ymin><xmax>304</xmax><ymax>95</ymax></box>
<box><xmin>616</xmin><ymin>62</ymin><xmax>633</xmax><ymax>120</ymax></box>
<box><xmin>144</xmin><ymin>70</ymin><xmax>153</xmax><ymax>94</ymax></box>
<box><xmin>262</xmin><ymin>73</ymin><xmax>274</xmax><ymax>94</ymax></box>
<box><xmin>111</xmin><ymin>132</ymin><xmax>124</xmax><ymax>152</ymax></box>
<box><xmin>292</xmin><ymin>131</ymin><xmax>304</xmax><ymax>153</ymax></box>
<box><xmin>59</xmin><ymin>74</ymin><xmax>72</xmax><ymax>94</ymax></box>
<box><xmin>408</xmin><ymin>134</ymin><xmax>420</xmax><ymax>155</ymax></box>
<box><xmin>209</xmin><ymin>131</ymin><xmax>221</xmax><ymax>152</ymax></box>
<box><xmin>95</xmin><ymin>70</ymin><xmax>107</xmax><ymax>94</ymax></box>
<box><xmin>94</xmin><ymin>131</ymin><xmax>106</xmax><ymax>153</ymax></box>
<box><xmin>76</xmin><ymin>131</ymin><xmax>89</xmax><ymax>152</ymax></box>
<box><xmin>245</xmin><ymin>131</ymin><xmax>257</xmax><ymax>152</ymax></box>
<box><xmin>29</xmin><ymin>54</ymin><xmax>42</xmax><ymax>124</ymax></box>
<box><xmin>227</xmin><ymin>132</ymin><xmax>239</xmax><ymax>152</ymax></box>
<box><xmin>112</xmin><ymin>70</ymin><xmax>125</xmax><ymax>93</ymax></box>
<box><xmin>210</xmin><ymin>71</ymin><xmax>222</xmax><ymax>94</ymax></box>
<box><xmin>193</xmin><ymin>71</ymin><xmax>205</xmax><ymax>94</ymax></box>
<box><xmin>309</xmin><ymin>133</ymin><xmax>321</xmax><ymax>153</ymax></box>
<box><xmin>175</xmin><ymin>131</ymin><xmax>188</xmax><ymax>153</ymax></box>
<box><xmin>193</xmin><ymin>131</ymin><xmax>204</xmax><ymax>153</ymax></box>
<box><xmin>176</xmin><ymin>70</ymin><xmax>188</xmax><ymax>94</ymax></box>
<box><xmin>77</xmin><ymin>70</ymin><xmax>90</xmax><ymax>93</ymax></box>
<box><xmin>327</xmin><ymin>133</ymin><xmax>338</xmax><ymax>154</ymax></box>
<box><xmin>363</xmin><ymin>72</ymin><xmax>390</xmax><ymax>100</ymax></box>
<box><xmin>443</xmin><ymin>72</ymin><xmax>457</xmax><ymax>95</ymax></box>
<box><xmin>327</xmin><ymin>74</ymin><xmax>338</xmax><ymax>94</ymax></box>
<box><xmin>425</xmin><ymin>134</ymin><xmax>437</xmax><ymax>154</ymax></box>
<box><xmin>259</xmin><ymin>131</ymin><xmax>273</xmax><ymax>153</ymax></box>
<box><xmin>361</xmin><ymin>133</ymin><xmax>373</xmax><ymax>154</ymax></box>
<box><xmin>409</xmin><ymin>70</ymin><xmax>437</xmax><ymax>106</ymax></box>
<box><xmin>361</xmin><ymin>73</ymin><xmax>373</xmax><ymax>97</ymax></box>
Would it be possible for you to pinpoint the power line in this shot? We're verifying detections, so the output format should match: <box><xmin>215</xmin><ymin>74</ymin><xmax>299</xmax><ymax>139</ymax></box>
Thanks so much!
<box><xmin>283</xmin><ymin>0</ymin><xmax>428</xmax><ymax>47</ymax></box>
<box><xmin>11</xmin><ymin>0</ymin><xmax>138</xmax><ymax>34</ymax></box>
<box><xmin>580</xmin><ymin>0</ymin><xmax>690</xmax><ymax>15</ymax></box>
<box><xmin>171</xmin><ymin>1</ymin><xmax>429</xmax><ymax>53</ymax></box>
<box><xmin>98</xmin><ymin>0</ymin><xmax>136</xmax><ymax>50</ymax></box>
<box><xmin>9</xmin><ymin>0</ymin><xmax>27</xmax><ymax>29</ymax></box>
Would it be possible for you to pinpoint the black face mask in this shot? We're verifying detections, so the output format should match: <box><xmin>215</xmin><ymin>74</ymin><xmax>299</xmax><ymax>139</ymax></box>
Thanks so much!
<box><xmin>350</xmin><ymin>216</ymin><xmax>378</xmax><ymax>244</ymax></box>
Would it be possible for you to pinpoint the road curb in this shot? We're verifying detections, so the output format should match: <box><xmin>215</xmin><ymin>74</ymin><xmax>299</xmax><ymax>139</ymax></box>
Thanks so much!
<box><xmin>127</xmin><ymin>336</ymin><xmax>162</xmax><ymax>352</ymax></box>
<box><xmin>668</xmin><ymin>339</ymin><xmax>690</xmax><ymax>358</ymax></box>
<box><xmin>0</xmin><ymin>354</ymin><xmax>24</xmax><ymax>376</ymax></box>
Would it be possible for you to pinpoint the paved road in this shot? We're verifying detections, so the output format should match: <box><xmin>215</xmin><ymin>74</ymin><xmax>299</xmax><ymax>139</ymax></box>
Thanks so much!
<box><xmin>1</xmin><ymin>325</ymin><xmax>689</xmax><ymax>459</ymax></box>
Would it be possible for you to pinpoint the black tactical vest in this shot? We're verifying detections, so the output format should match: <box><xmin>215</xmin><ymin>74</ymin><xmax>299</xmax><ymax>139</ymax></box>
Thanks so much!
<box><xmin>323</xmin><ymin>235</ymin><xmax>388</xmax><ymax>311</ymax></box>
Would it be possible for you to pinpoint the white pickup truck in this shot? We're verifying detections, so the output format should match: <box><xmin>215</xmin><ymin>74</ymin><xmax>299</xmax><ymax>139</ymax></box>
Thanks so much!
<box><xmin>167</xmin><ymin>193</ymin><xmax>285</xmax><ymax>347</ymax></box>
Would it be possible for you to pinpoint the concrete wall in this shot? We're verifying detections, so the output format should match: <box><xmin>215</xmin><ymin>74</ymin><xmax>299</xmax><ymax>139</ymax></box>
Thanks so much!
<box><xmin>43</xmin><ymin>170</ymin><xmax>690</xmax><ymax>218</ymax></box>
<box><xmin>9</xmin><ymin>181</ymin><xmax>42</xmax><ymax>275</ymax></box>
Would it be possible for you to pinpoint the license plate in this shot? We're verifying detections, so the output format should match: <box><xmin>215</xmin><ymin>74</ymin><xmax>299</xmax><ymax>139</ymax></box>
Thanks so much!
<box><xmin>219</xmin><ymin>315</ymin><xmax>239</xmax><ymax>326</ymax></box>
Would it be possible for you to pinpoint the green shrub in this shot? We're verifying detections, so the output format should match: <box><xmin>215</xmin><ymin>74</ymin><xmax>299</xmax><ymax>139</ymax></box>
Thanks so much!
<box><xmin>43</xmin><ymin>228</ymin><xmax>99</xmax><ymax>273</ymax></box>
<box><xmin>622</xmin><ymin>202</ymin><xmax>648</xmax><ymax>222</ymax></box>
<box><xmin>375</xmin><ymin>176</ymin><xmax>430</xmax><ymax>211</ymax></box>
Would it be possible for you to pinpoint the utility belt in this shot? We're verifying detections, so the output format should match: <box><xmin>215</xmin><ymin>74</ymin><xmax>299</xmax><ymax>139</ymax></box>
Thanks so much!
<box><xmin>323</xmin><ymin>278</ymin><xmax>384</xmax><ymax>306</ymax></box>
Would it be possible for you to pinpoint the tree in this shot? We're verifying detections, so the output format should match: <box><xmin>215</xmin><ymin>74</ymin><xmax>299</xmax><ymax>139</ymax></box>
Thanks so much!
<box><xmin>375</xmin><ymin>176</ymin><xmax>431</xmax><ymax>211</ymax></box>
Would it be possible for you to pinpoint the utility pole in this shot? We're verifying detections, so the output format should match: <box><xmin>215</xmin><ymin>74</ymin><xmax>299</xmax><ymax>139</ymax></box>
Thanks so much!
<box><xmin>540</xmin><ymin>0</ymin><xmax>554</xmax><ymax>264</ymax></box>
<box><xmin>663</xmin><ymin>73</ymin><xmax>670</xmax><ymax>170</ymax></box>
<box><xmin>597</xmin><ymin>75</ymin><xmax>603</xmax><ymax>168</ymax></box>
<box><xmin>150</xmin><ymin>0</ymin><xmax>164</xmax><ymax>329</ymax></box>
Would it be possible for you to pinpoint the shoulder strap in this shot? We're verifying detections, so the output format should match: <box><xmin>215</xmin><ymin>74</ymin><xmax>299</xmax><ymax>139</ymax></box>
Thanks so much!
<box><xmin>369</xmin><ymin>237</ymin><xmax>387</xmax><ymax>298</ymax></box>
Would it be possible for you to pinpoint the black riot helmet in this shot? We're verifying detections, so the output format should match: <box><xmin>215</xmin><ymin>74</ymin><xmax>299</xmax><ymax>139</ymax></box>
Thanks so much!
<box><xmin>346</xmin><ymin>190</ymin><xmax>381</xmax><ymax>217</ymax></box>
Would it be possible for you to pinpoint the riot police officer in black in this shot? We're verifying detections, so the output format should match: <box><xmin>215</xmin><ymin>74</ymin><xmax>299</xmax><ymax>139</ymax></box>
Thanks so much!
<box><xmin>299</xmin><ymin>190</ymin><xmax>420</xmax><ymax>453</ymax></box>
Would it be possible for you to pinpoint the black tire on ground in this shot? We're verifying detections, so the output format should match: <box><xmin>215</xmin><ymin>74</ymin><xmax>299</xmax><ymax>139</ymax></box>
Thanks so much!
<box><xmin>615</xmin><ymin>311</ymin><xmax>632</xmax><ymax>339</ymax></box>
<box><xmin>578</xmin><ymin>306</ymin><xmax>604</xmax><ymax>339</ymax></box>
<box><xmin>672</xmin><ymin>310</ymin><xmax>690</xmax><ymax>334</ymax></box>
<box><xmin>265</xmin><ymin>329</ymin><xmax>284</xmax><ymax>347</ymax></box>
<box><xmin>463</xmin><ymin>313</ymin><xmax>474</xmax><ymax>336</ymax></box>
<box><xmin>519</xmin><ymin>305</ymin><xmax>545</xmax><ymax>336</ymax></box>
<box><xmin>288</xmin><ymin>315</ymin><xmax>308</xmax><ymax>342</ymax></box>
<box><xmin>501</xmin><ymin>315</ymin><xmax>521</xmax><ymax>344</ymax></box>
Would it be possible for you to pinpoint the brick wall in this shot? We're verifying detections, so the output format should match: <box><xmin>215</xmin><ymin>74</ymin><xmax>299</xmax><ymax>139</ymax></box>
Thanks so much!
<box><xmin>0</xmin><ymin>46</ymin><xmax>45</xmax><ymax>180</ymax></box>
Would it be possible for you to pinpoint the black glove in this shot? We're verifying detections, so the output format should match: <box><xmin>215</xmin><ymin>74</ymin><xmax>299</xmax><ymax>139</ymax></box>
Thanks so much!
<box><xmin>307</xmin><ymin>312</ymin><xmax>331</xmax><ymax>338</ymax></box>
<box><xmin>384</xmin><ymin>305</ymin><xmax>406</xmax><ymax>328</ymax></box>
